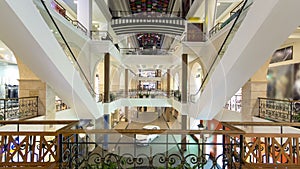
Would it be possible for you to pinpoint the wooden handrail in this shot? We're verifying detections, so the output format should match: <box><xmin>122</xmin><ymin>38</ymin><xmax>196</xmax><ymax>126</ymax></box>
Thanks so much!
<box><xmin>0</xmin><ymin>120</ymin><xmax>78</xmax><ymax>125</ymax></box>
<box><xmin>226</xmin><ymin>121</ymin><xmax>300</xmax><ymax>126</ymax></box>
<box><xmin>0</xmin><ymin>96</ymin><xmax>38</xmax><ymax>101</ymax></box>
<box><xmin>57</xmin><ymin>129</ymin><xmax>245</xmax><ymax>135</ymax></box>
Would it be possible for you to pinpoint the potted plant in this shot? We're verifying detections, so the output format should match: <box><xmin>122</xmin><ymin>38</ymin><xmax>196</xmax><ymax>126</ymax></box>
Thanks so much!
<box><xmin>139</xmin><ymin>93</ymin><xmax>144</xmax><ymax>98</ymax></box>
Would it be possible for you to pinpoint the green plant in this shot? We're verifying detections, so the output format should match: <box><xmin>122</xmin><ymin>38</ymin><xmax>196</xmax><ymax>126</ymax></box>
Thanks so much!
<box><xmin>295</xmin><ymin>113</ymin><xmax>300</xmax><ymax>122</ymax></box>
<box><xmin>139</xmin><ymin>93</ymin><xmax>144</xmax><ymax>98</ymax></box>
<box><xmin>109</xmin><ymin>93</ymin><xmax>116</xmax><ymax>101</ymax></box>
<box><xmin>88</xmin><ymin>161</ymin><xmax>118</xmax><ymax>169</ymax></box>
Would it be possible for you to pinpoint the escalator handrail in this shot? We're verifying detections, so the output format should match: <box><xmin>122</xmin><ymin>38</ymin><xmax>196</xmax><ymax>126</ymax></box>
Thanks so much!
<box><xmin>190</xmin><ymin>0</ymin><xmax>249</xmax><ymax>102</ymax></box>
<box><xmin>40</xmin><ymin>0</ymin><xmax>97</xmax><ymax>96</ymax></box>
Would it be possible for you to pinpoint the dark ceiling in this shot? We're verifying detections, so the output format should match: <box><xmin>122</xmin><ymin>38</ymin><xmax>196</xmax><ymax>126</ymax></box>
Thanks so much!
<box><xmin>109</xmin><ymin>0</ymin><xmax>178</xmax><ymax>49</ymax></box>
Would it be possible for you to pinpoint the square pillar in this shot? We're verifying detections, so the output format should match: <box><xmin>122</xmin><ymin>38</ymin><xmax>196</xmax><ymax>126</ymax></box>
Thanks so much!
<box><xmin>125</xmin><ymin>69</ymin><xmax>129</xmax><ymax>122</ymax></box>
<box><xmin>167</xmin><ymin>69</ymin><xmax>171</xmax><ymax>98</ymax></box>
<box><xmin>104</xmin><ymin>53</ymin><xmax>110</xmax><ymax>103</ymax></box>
<box><xmin>181</xmin><ymin>54</ymin><xmax>188</xmax><ymax>151</ymax></box>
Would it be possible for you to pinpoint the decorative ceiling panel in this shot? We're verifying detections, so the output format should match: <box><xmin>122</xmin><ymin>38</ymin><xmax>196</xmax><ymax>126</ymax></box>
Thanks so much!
<box><xmin>129</xmin><ymin>0</ymin><xmax>170</xmax><ymax>14</ymax></box>
<box><xmin>137</xmin><ymin>33</ymin><xmax>162</xmax><ymax>48</ymax></box>
<box><xmin>128</xmin><ymin>0</ymin><xmax>171</xmax><ymax>49</ymax></box>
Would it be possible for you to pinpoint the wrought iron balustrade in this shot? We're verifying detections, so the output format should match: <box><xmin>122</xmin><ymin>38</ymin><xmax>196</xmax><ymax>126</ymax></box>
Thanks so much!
<box><xmin>0</xmin><ymin>96</ymin><xmax>39</xmax><ymax>120</ymax></box>
<box><xmin>2</xmin><ymin>121</ymin><xmax>300</xmax><ymax>168</ymax></box>
<box><xmin>120</xmin><ymin>48</ymin><xmax>173</xmax><ymax>55</ymax></box>
<box><xmin>59</xmin><ymin>128</ymin><xmax>243</xmax><ymax>169</ymax></box>
<box><xmin>258</xmin><ymin>97</ymin><xmax>300</xmax><ymax>122</ymax></box>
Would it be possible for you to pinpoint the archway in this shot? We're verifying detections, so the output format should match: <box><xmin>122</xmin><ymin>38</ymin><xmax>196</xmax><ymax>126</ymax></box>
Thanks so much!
<box><xmin>0</xmin><ymin>40</ymin><xmax>19</xmax><ymax>99</ymax></box>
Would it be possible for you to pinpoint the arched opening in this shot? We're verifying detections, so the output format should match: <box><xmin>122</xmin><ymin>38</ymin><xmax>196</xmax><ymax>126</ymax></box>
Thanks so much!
<box><xmin>0</xmin><ymin>40</ymin><xmax>19</xmax><ymax>99</ymax></box>
<box><xmin>173</xmin><ymin>73</ymin><xmax>180</xmax><ymax>91</ymax></box>
<box><xmin>189</xmin><ymin>62</ymin><xmax>202</xmax><ymax>97</ymax></box>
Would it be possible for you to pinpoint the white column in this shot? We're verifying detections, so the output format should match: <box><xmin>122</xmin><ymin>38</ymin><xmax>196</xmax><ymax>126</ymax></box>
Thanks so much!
<box><xmin>204</xmin><ymin>0</ymin><xmax>217</xmax><ymax>35</ymax></box>
<box><xmin>46</xmin><ymin>84</ymin><xmax>56</xmax><ymax>118</ymax></box>
<box><xmin>77</xmin><ymin>0</ymin><xmax>92</xmax><ymax>33</ymax></box>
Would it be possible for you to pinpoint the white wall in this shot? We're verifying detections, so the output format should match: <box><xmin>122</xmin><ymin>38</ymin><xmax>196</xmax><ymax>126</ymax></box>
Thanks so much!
<box><xmin>0</xmin><ymin>64</ymin><xmax>19</xmax><ymax>99</ymax></box>
<box><xmin>0</xmin><ymin>64</ymin><xmax>19</xmax><ymax>85</ymax></box>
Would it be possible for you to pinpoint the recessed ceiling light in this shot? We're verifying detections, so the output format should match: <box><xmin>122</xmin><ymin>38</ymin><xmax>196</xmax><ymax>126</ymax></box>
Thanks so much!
<box><xmin>217</xmin><ymin>2</ymin><xmax>221</xmax><ymax>6</ymax></box>
<box><xmin>74</xmin><ymin>0</ymin><xmax>78</xmax><ymax>4</ymax></box>
<box><xmin>0</xmin><ymin>48</ymin><xmax>5</xmax><ymax>51</ymax></box>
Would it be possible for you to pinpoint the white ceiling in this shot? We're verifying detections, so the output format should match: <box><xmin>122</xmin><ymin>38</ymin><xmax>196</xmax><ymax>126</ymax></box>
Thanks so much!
<box><xmin>0</xmin><ymin>40</ymin><xmax>16</xmax><ymax>64</ymax></box>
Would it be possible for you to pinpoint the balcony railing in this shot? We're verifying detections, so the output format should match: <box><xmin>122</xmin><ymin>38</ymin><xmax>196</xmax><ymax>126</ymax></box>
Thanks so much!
<box><xmin>120</xmin><ymin>48</ymin><xmax>173</xmax><ymax>55</ymax></box>
<box><xmin>90</xmin><ymin>30</ymin><xmax>113</xmax><ymax>41</ymax></box>
<box><xmin>59</xmin><ymin>122</ymin><xmax>243</xmax><ymax>169</ymax></box>
<box><xmin>1</xmin><ymin>121</ymin><xmax>300</xmax><ymax>168</ymax></box>
<box><xmin>228</xmin><ymin>122</ymin><xmax>300</xmax><ymax>168</ymax></box>
<box><xmin>258</xmin><ymin>97</ymin><xmax>300</xmax><ymax>122</ymax></box>
<box><xmin>0</xmin><ymin>120</ymin><xmax>78</xmax><ymax>168</ymax></box>
<box><xmin>0</xmin><ymin>96</ymin><xmax>39</xmax><ymax>120</ymax></box>
<box><xmin>110</xmin><ymin>10</ymin><xmax>182</xmax><ymax>18</ymax></box>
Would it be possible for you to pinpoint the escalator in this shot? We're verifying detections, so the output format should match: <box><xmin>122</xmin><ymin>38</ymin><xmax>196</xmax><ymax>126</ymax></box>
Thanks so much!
<box><xmin>0</xmin><ymin>0</ymin><xmax>102</xmax><ymax>119</ymax></box>
<box><xmin>189</xmin><ymin>0</ymin><xmax>300</xmax><ymax>119</ymax></box>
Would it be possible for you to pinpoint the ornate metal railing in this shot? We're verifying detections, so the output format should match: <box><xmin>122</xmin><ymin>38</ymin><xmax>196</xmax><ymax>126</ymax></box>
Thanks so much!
<box><xmin>2</xmin><ymin>121</ymin><xmax>300</xmax><ymax>168</ymax></box>
<box><xmin>258</xmin><ymin>97</ymin><xmax>300</xmax><ymax>122</ymax></box>
<box><xmin>120</xmin><ymin>48</ymin><xmax>173</xmax><ymax>55</ymax></box>
<box><xmin>227</xmin><ymin>122</ymin><xmax>300</xmax><ymax>168</ymax></box>
<box><xmin>0</xmin><ymin>96</ymin><xmax>39</xmax><ymax>120</ymax></box>
<box><xmin>0</xmin><ymin>120</ymin><xmax>78</xmax><ymax>168</ymax></box>
<box><xmin>59</xmin><ymin>127</ymin><xmax>244</xmax><ymax>169</ymax></box>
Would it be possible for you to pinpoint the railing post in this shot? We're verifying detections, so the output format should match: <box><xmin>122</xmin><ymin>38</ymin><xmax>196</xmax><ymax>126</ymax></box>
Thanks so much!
<box><xmin>239</xmin><ymin>135</ymin><xmax>244</xmax><ymax>169</ymax></box>
<box><xmin>258</xmin><ymin>97</ymin><xmax>261</xmax><ymax>117</ymax></box>
<box><xmin>222</xmin><ymin>126</ymin><xmax>226</xmax><ymax>169</ymax></box>
<box><xmin>58</xmin><ymin>133</ymin><xmax>63</xmax><ymax>168</ymax></box>
<box><xmin>290</xmin><ymin>101</ymin><xmax>293</xmax><ymax>122</ymax></box>
<box><xmin>36</xmin><ymin>96</ymin><xmax>39</xmax><ymax>117</ymax></box>
<box><xmin>3</xmin><ymin>99</ymin><xmax>6</xmax><ymax>120</ymax></box>
<box><xmin>75</xmin><ymin>132</ymin><xmax>79</xmax><ymax>169</ymax></box>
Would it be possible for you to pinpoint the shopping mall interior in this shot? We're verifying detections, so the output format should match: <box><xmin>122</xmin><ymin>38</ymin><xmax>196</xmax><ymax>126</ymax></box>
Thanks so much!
<box><xmin>1</xmin><ymin>0</ymin><xmax>300</xmax><ymax>168</ymax></box>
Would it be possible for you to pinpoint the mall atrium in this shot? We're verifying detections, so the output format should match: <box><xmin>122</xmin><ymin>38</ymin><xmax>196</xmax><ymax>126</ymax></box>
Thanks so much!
<box><xmin>1</xmin><ymin>0</ymin><xmax>300</xmax><ymax>168</ymax></box>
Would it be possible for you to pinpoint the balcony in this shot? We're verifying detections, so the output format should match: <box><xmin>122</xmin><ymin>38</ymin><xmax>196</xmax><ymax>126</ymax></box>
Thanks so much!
<box><xmin>1</xmin><ymin>119</ymin><xmax>299</xmax><ymax>168</ymax></box>
<box><xmin>111</xmin><ymin>13</ymin><xmax>185</xmax><ymax>36</ymax></box>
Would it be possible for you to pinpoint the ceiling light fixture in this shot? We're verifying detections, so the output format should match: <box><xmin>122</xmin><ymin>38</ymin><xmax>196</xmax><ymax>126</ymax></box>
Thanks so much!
<box><xmin>0</xmin><ymin>48</ymin><xmax>5</xmax><ymax>51</ymax></box>
<box><xmin>217</xmin><ymin>2</ymin><xmax>221</xmax><ymax>6</ymax></box>
<box><xmin>74</xmin><ymin>0</ymin><xmax>78</xmax><ymax>4</ymax></box>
